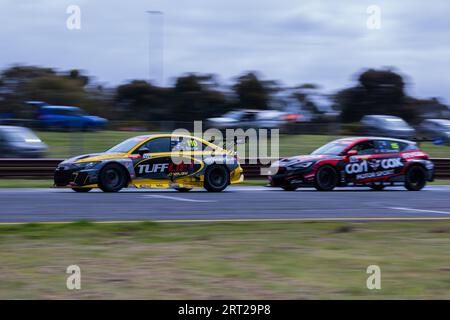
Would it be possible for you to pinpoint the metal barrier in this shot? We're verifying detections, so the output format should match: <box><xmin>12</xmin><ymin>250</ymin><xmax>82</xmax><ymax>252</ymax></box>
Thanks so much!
<box><xmin>0</xmin><ymin>158</ymin><xmax>449</xmax><ymax>179</ymax></box>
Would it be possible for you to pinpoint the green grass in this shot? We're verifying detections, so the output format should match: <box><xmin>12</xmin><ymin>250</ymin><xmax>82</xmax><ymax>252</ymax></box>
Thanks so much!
<box><xmin>37</xmin><ymin>130</ymin><xmax>158</xmax><ymax>158</ymax></box>
<box><xmin>34</xmin><ymin>131</ymin><xmax>450</xmax><ymax>158</ymax></box>
<box><xmin>1</xmin><ymin>220</ymin><xmax>449</xmax><ymax>299</ymax></box>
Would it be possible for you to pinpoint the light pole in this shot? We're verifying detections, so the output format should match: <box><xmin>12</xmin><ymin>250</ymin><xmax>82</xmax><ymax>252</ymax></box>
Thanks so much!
<box><xmin>146</xmin><ymin>10</ymin><xmax>164</xmax><ymax>86</ymax></box>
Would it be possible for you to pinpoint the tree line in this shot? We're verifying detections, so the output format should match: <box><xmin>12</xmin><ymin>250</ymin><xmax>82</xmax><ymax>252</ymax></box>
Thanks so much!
<box><xmin>0</xmin><ymin>65</ymin><xmax>447</xmax><ymax>124</ymax></box>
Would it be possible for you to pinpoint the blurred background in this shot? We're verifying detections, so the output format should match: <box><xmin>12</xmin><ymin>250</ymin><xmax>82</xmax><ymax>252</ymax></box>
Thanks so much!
<box><xmin>1</xmin><ymin>0</ymin><xmax>450</xmax><ymax>300</ymax></box>
<box><xmin>0</xmin><ymin>0</ymin><xmax>449</xmax><ymax>158</ymax></box>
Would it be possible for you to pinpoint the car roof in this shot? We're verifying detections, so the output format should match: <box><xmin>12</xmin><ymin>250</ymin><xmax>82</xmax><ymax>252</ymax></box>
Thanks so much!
<box><xmin>425</xmin><ymin>119</ymin><xmax>450</xmax><ymax>125</ymax></box>
<box><xmin>0</xmin><ymin>125</ymin><xmax>29</xmax><ymax>131</ymax></box>
<box><xmin>335</xmin><ymin>136</ymin><xmax>415</xmax><ymax>144</ymax></box>
<box><xmin>129</xmin><ymin>134</ymin><xmax>209</xmax><ymax>141</ymax></box>
<box><xmin>232</xmin><ymin>109</ymin><xmax>277</xmax><ymax>113</ymax></box>
<box><xmin>363</xmin><ymin>115</ymin><xmax>404</xmax><ymax>120</ymax></box>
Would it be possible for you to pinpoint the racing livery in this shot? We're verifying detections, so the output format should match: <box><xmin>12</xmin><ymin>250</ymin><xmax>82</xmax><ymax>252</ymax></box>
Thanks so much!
<box><xmin>268</xmin><ymin>137</ymin><xmax>434</xmax><ymax>191</ymax></box>
<box><xmin>54</xmin><ymin>134</ymin><xmax>243</xmax><ymax>192</ymax></box>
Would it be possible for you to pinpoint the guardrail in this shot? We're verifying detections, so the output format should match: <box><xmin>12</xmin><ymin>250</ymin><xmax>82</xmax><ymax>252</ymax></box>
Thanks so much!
<box><xmin>0</xmin><ymin>158</ymin><xmax>449</xmax><ymax>179</ymax></box>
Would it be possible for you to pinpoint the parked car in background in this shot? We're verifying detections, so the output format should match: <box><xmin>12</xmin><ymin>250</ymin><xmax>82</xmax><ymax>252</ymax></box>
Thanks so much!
<box><xmin>37</xmin><ymin>106</ymin><xmax>108</xmax><ymax>131</ymax></box>
<box><xmin>417</xmin><ymin>119</ymin><xmax>450</xmax><ymax>144</ymax></box>
<box><xmin>0</xmin><ymin>126</ymin><xmax>48</xmax><ymax>158</ymax></box>
<box><xmin>207</xmin><ymin>109</ymin><xmax>288</xmax><ymax>131</ymax></box>
<box><xmin>360</xmin><ymin>115</ymin><xmax>416</xmax><ymax>140</ymax></box>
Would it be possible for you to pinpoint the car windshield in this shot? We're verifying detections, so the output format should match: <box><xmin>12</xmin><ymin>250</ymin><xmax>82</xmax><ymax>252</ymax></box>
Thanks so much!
<box><xmin>2</xmin><ymin>127</ymin><xmax>41</xmax><ymax>143</ymax></box>
<box><xmin>47</xmin><ymin>107</ymin><xmax>88</xmax><ymax>116</ymax></box>
<box><xmin>311</xmin><ymin>140</ymin><xmax>352</xmax><ymax>155</ymax></box>
<box><xmin>223</xmin><ymin>111</ymin><xmax>242</xmax><ymax>119</ymax></box>
<box><xmin>106</xmin><ymin>137</ymin><xmax>147</xmax><ymax>153</ymax></box>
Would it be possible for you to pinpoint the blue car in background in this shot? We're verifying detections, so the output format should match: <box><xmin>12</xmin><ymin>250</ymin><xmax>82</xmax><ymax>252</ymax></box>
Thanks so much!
<box><xmin>38</xmin><ymin>106</ymin><xmax>108</xmax><ymax>131</ymax></box>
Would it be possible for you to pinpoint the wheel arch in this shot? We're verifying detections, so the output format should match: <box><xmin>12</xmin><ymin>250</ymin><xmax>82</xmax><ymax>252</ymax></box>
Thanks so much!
<box><xmin>404</xmin><ymin>159</ymin><xmax>428</xmax><ymax>171</ymax></box>
<box><xmin>99</xmin><ymin>161</ymin><xmax>132</xmax><ymax>184</ymax></box>
<box><xmin>314</xmin><ymin>162</ymin><xmax>341</xmax><ymax>184</ymax></box>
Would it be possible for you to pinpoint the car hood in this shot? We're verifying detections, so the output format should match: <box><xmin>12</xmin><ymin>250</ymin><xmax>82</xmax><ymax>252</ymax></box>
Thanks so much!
<box><xmin>62</xmin><ymin>152</ymin><xmax>127</xmax><ymax>164</ymax></box>
<box><xmin>275</xmin><ymin>154</ymin><xmax>336</xmax><ymax>167</ymax></box>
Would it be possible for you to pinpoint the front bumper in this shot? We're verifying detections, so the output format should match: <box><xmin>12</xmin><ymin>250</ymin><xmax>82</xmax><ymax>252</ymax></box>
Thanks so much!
<box><xmin>268</xmin><ymin>166</ymin><xmax>315</xmax><ymax>188</ymax></box>
<box><xmin>54</xmin><ymin>166</ymin><xmax>100</xmax><ymax>187</ymax></box>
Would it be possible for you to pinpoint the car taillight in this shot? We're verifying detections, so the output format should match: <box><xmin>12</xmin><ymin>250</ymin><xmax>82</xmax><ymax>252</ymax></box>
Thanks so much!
<box><xmin>282</xmin><ymin>114</ymin><xmax>300</xmax><ymax>122</ymax></box>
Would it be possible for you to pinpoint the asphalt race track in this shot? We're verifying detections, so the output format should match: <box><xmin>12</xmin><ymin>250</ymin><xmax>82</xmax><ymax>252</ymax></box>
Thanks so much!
<box><xmin>1</xmin><ymin>185</ymin><xmax>450</xmax><ymax>223</ymax></box>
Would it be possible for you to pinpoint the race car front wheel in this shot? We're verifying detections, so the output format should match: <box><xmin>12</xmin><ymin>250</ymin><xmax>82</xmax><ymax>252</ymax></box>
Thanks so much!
<box><xmin>405</xmin><ymin>165</ymin><xmax>427</xmax><ymax>191</ymax></box>
<box><xmin>314</xmin><ymin>165</ymin><xmax>338</xmax><ymax>191</ymax></box>
<box><xmin>98</xmin><ymin>163</ymin><xmax>128</xmax><ymax>192</ymax></box>
<box><xmin>204</xmin><ymin>165</ymin><xmax>229</xmax><ymax>192</ymax></box>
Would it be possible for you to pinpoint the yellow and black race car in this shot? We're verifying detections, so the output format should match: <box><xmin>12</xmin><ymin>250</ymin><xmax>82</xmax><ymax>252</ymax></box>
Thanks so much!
<box><xmin>54</xmin><ymin>134</ymin><xmax>244</xmax><ymax>192</ymax></box>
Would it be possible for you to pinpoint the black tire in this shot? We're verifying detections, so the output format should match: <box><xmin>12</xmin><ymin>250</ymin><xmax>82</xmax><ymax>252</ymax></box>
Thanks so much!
<box><xmin>314</xmin><ymin>165</ymin><xmax>338</xmax><ymax>191</ymax></box>
<box><xmin>204</xmin><ymin>165</ymin><xmax>229</xmax><ymax>192</ymax></box>
<box><xmin>175</xmin><ymin>188</ymin><xmax>192</xmax><ymax>192</ymax></box>
<box><xmin>72</xmin><ymin>188</ymin><xmax>92</xmax><ymax>193</ymax></box>
<box><xmin>405</xmin><ymin>165</ymin><xmax>427</xmax><ymax>191</ymax></box>
<box><xmin>369</xmin><ymin>184</ymin><xmax>385</xmax><ymax>191</ymax></box>
<box><xmin>98</xmin><ymin>163</ymin><xmax>128</xmax><ymax>192</ymax></box>
<box><xmin>282</xmin><ymin>186</ymin><xmax>297</xmax><ymax>191</ymax></box>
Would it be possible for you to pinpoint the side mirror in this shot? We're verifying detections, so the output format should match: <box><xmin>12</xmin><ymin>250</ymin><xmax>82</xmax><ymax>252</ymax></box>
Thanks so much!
<box><xmin>346</xmin><ymin>150</ymin><xmax>358</xmax><ymax>157</ymax></box>
<box><xmin>138</xmin><ymin>147</ymin><xmax>150</xmax><ymax>156</ymax></box>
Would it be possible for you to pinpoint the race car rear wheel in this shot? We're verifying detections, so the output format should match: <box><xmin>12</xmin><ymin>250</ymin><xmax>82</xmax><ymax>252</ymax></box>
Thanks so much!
<box><xmin>72</xmin><ymin>188</ymin><xmax>92</xmax><ymax>193</ymax></box>
<box><xmin>175</xmin><ymin>188</ymin><xmax>192</xmax><ymax>192</ymax></box>
<box><xmin>405</xmin><ymin>165</ymin><xmax>427</xmax><ymax>191</ymax></box>
<box><xmin>204</xmin><ymin>165</ymin><xmax>229</xmax><ymax>192</ymax></box>
<box><xmin>314</xmin><ymin>165</ymin><xmax>338</xmax><ymax>191</ymax></box>
<box><xmin>98</xmin><ymin>163</ymin><xmax>128</xmax><ymax>192</ymax></box>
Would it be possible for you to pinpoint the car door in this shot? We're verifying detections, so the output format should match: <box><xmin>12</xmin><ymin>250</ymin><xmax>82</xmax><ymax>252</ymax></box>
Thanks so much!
<box><xmin>343</xmin><ymin>140</ymin><xmax>378</xmax><ymax>182</ymax></box>
<box><xmin>372</xmin><ymin>139</ymin><xmax>405</xmax><ymax>179</ymax></box>
<box><xmin>132</xmin><ymin>137</ymin><xmax>172</xmax><ymax>180</ymax></box>
<box><xmin>169</xmin><ymin>136</ymin><xmax>205</xmax><ymax>180</ymax></box>
<box><xmin>239</xmin><ymin>112</ymin><xmax>256</xmax><ymax>129</ymax></box>
<box><xmin>0</xmin><ymin>131</ymin><xmax>8</xmax><ymax>156</ymax></box>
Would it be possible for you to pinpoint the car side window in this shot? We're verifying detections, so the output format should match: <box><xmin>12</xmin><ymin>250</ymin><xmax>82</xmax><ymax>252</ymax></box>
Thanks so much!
<box><xmin>351</xmin><ymin>140</ymin><xmax>376</xmax><ymax>155</ymax></box>
<box><xmin>171</xmin><ymin>137</ymin><xmax>205</xmax><ymax>151</ymax></box>
<box><xmin>375</xmin><ymin>140</ymin><xmax>403</xmax><ymax>154</ymax></box>
<box><xmin>137</xmin><ymin>137</ymin><xmax>171</xmax><ymax>153</ymax></box>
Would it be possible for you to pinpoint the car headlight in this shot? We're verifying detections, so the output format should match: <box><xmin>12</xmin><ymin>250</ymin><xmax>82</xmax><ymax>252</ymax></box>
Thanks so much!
<box><xmin>74</xmin><ymin>162</ymin><xmax>100</xmax><ymax>169</ymax></box>
<box><xmin>291</xmin><ymin>161</ymin><xmax>314</xmax><ymax>169</ymax></box>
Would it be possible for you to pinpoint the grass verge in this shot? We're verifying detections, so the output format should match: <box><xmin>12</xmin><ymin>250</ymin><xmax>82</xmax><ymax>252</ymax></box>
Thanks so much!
<box><xmin>0</xmin><ymin>220</ymin><xmax>449</xmax><ymax>299</ymax></box>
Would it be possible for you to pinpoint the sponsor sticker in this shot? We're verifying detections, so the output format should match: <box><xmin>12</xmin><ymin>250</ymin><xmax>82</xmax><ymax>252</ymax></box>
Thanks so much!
<box><xmin>345</xmin><ymin>158</ymin><xmax>403</xmax><ymax>175</ymax></box>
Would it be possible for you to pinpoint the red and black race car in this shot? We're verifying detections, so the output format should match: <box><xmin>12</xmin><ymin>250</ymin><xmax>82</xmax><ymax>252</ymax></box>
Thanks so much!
<box><xmin>267</xmin><ymin>137</ymin><xmax>434</xmax><ymax>191</ymax></box>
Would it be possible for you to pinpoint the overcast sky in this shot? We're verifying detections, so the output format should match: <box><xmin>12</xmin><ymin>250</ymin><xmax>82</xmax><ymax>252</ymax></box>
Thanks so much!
<box><xmin>1</xmin><ymin>0</ymin><xmax>449</xmax><ymax>102</ymax></box>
